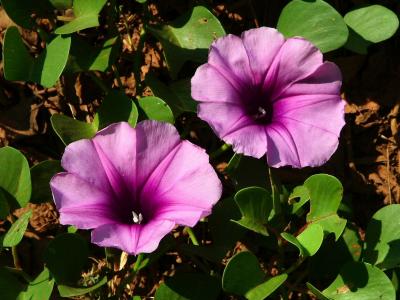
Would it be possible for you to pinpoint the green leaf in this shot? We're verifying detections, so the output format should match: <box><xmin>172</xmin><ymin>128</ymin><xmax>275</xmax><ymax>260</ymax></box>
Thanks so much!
<box><xmin>155</xmin><ymin>273</ymin><xmax>220</xmax><ymax>300</ymax></box>
<box><xmin>1</xmin><ymin>0</ymin><xmax>53</xmax><ymax>29</ymax></box>
<box><xmin>3</xmin><ymin>210</ymin><xmax>32</xmax><ymax>247</ymax></box>
<box><xmin>3</xmin><ymin>27</ymin><xmax>71</xmax><ymax>88</ymax></box>
<box><xmin>44</xmin><ymin>233</ymin><xmax>89</xmax><ymax>284</ymax></box>
<box><xmin>138</xmin><ymin>96</ymin><xmax>174</xmax><ymax>124</ymax></box>
<box><xmin>222</xmin><ymin>251</ymin><xmax>265</xmax><ymax>296</ymax></box>
<box><xmin>94</xmin><ymin>90</ymin><xmax>138</xmax><ymax>129</ymax></box>
<box><xmin>20</xmin><ymin>268</ymin><xmax>54</xmax><ymax>300</ymax></box>
<box><xmin>0</xmin><ymin>147</ymin><xmax>31</xmax><ymax>208</ymax></box>
<box><xmin>51</xmin><ymin>114</ymin><xmax>97</xmax><ymax>145</ymax></box>
<box><xmin>30</xmin><ymin>160</ymin><xmax>62</xmax><ymax>203</ymax></box>
<box><xmin>55</xmin><ymin>0</ymin><xmax>107</xmax><ymax>34</ymax></box>
<box><xmin>323</xmin><ymin>262</ymin><xmax>395</xmax><ymax>300</ymax></box>
<box><xmin>289</xmin><ymin>185</ymin><xmax>310</xmax><ymax>214</ymax></box>
<box><xmin>277</xmin><ymin>0</ymin><xmax>348</xmax><ymax>53</ymax></box>
<box><xmin>147</xmin><ymin>6</ymin><xmax>225</xmax><ymax>78</ymax></box>
<box><xmin>57</xmin><ymin>276</ymin><xmax>107</xmax><ymax>297</ymax></box>
<box><xmin>305</xmin><ymin>174</ymin><xmax>346</xmax><ymax>240</ymax></box>
<box><xmin>67</xmin><ymin>36</ymin><xmax>120</xmax><ymax>73</ymax></box>
<box><xmin>245</xmin><ymin>274</ymin><xmax>288</xmax><ymax>300</ymax></box>
<box><xmin>344</xmin><ymin>5</ymin><xmax>399</xmax><ymax>44</ymax></box>
<box><xmin>233</xmin><ymin>187</ymin><xmax>272</xmax><ymax>236</ymax></box>
<box><xmin>309</xmin><ymin>225</ymin><xmax>362</xmax><ymax>282</ymax></box>
<box><xmin>364</xmin><ymin>204</ymin><xmax>400</xmax><ymax>269</ymax></box>
<box><xmin>0</xmin><ymin>267</ymin><xmax>25</xmax><ymax>300</ymax></box>
<box><xmin>281</xmin><ymin>224</ymin><xmax>324</xmax><ymax>257</ymax></box>
<box><xmin>145</xmin><ymin>74</ymin><xmax>197</xmax><ymax>115</ymax></box>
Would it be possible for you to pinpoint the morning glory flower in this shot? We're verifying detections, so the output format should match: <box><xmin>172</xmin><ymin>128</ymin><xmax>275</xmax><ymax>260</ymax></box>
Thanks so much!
<box><xmin>191</xmin><ymin>27</ymin><xmax>345</xmax><ymax>168</ymax></box>
<box><xmin>50</xmin><ymin>121</ymin><xmax>222</xmax><ymax>254</ymax></box>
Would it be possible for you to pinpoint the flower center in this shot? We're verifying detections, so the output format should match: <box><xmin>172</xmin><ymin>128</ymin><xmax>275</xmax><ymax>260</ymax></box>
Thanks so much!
<box><xmin>244</xmin><ymin>85</ymin><xmax>273</xmax><ymax>124</ymax></box>
<box><xmin>132</xmin><ymin>211</ymin><xmax>143</xmax><ymax>224</ymax></box>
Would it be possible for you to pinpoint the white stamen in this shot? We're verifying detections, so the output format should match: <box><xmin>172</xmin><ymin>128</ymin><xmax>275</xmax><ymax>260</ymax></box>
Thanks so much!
<box><xmin>132</xmin><ymin>211</ymin><xmax>143</xmax><ymax>224</ymax></box>
<box><xmin>257</xmin><ymin>106</ymin><xmax>267</xmax><ymax>116</ymax></box>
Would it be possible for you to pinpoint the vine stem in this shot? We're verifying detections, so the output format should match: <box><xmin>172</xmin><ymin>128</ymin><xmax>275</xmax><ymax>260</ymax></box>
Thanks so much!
<box><xmin>285</xmin><ymin>256</ymin><xmax>306</xmax><ymax>275</ymax></box>
<box><xmin>184</xmin><ymin>227</ymin><xmax>200</xmax><ymax>246</ymax></box>
<box><xmin>209</xmin><ymin>143</ymin><xmax>231</xmax><ymax>160</ymax></box>
<box><xmin>11</xmin><ymin>246</ymin><xmax>21</xmax><ymax>269</ymax></box>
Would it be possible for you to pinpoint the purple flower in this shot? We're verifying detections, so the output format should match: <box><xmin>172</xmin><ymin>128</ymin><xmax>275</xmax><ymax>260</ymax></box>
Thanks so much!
<box><xmin>191</xmin><ymin>27</ymin><xmax>345</xmax><ymax>168</ymax></box>
<box><xmin>50</xmin><ymin>121</ymin><xmax>222</xmax><ymax>254</ymax></box>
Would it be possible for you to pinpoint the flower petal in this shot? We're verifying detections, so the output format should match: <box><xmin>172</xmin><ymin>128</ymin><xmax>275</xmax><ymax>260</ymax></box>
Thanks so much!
<box><xmin>61</xmin><ymin>139</ymin><xmax>113</xmax><ymax>194</ymax></box>
<box><xmin>277</xmin><ymin>62</ymin><xmax>342</xmax><ymax>98</ymax></box>
<box><xmin>266</xmin><ymin>114</ymin><xmax>343</xmax><ymax>168</ymax></box>
<box><xmin>91</xmin><ymin>122</ymin><xmax>137</xmax><ymax>194</ymax></box>
<box><xmin>223</xmin><ymin>124</ymin><xmax>268</xmax><ymax>159</ymax></box>
<box><xmin>50</xmin><ymin>173</ymin><xmax>117</xmax><ymax>229</ymax></box>
<box><xmin>91</xmin><ymin>220</ymin><xmax>175</xmax><ymax>255</ymax></box>
<box><xmin>241</xmin><ymin>27</ymin><xmax>285</xmax><ymax>83</ymax></box>
<box><xmin>273</xmin><ymin>94</ymin><xmax>345</xmax><ymax>135</ymax></box>
<box><xmin>135</xmin><ymin>120</ymin><xmax>181</xmax><ymax>187</ymax></box>
<box><xmin>197</xmin><ymin>102</ymin><xmax>250</xmax><ymax>137</ymax></box>
<box><xmin>140</xmin><ymin>141</ymin><xmax>222</xmax><ymax>226</ymax></box>
<box><xmin>264</xmin><ymin>37</ymin><xmax>323</xmax><ymax>101</ymax></box>
<box><xmin>191</xmin><ymin>64</ymin><xmax>242</xmax><ymax>104</ymax></box>
<box><xmin>208</xmin><ymin>34</ymin><xmax>253</xmax><ymax>88</ymax></box>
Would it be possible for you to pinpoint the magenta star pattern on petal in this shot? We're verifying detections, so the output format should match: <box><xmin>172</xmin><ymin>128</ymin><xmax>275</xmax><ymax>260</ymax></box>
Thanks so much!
<box><xmin>191</xmin><ymin>27</ymin><xmax>346</xmax><ymax>168</ymax></box>
<box><xmin>50</xmin><ymin>121</ymin><xmax>222</xmax><ymax>255</ymax></box>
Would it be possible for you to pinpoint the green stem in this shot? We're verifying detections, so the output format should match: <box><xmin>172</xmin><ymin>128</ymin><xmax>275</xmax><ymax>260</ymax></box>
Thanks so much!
<box><xmin>209</xmin><ymin>143</ymin><xmax>231</xmax><ymax>160</ymax></box>
<box><xmin>184</xmin><ymin>227</ymin><xmax>200</xmax><ymax>246</ymax></box>
<box><xmin>285</xmin><ymin>256</ymin><xmax>306</xmax><ymax>275</ymax></box>
<box><xmin>11</xmin><ymin>246</ymin><xmax>21</xmax><ymax>269</ymax></box>
<box><xmin>268</xmin><ymin>166</ymin><xmax>281</xmax><ymax>215</ymax></box>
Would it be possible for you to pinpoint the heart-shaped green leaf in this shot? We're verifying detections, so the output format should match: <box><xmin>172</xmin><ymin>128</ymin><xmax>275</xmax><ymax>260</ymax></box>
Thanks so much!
<box><xmin>289</xmin><ymin>185</ymin><xmax>310</xmax><ymax>214</ymax></box>
<box><xmin>57</xmin><ymin>276</ymin><xmax>107</xmax><ymax>297</ymax></box>
<box><xmin>344</xmin><ymin>5</ymin><xmax>398</xmax><ymax>43</ymax></box>
<box><xmin>138</xmin><ymin>96</ymin><xmax>174</xmax><ymax>124</ymax></box>
<box><xmin>364</xmin><ymin>204</ymin><xmax>400</xmax><ymax>270</ymax></box>
<box><xmin>51</xmin><ymin>114</ymin><xmax>97</xmax><ymax>145</ymax></box>
<box><xmin>305</xmin><ymin>174</ymin><xmax>346</xmax><ymax>240</ymax></box>
<box><xmin>222</xmin><ymin>251</ymin><xmax>265</xmax><ymax>296</ymax></box>
<box><xmin>323</xmin><ymin>262</ymin><xmax>395</xmax><ymax>299</ymax></box>
<box><xmin>30</xmin><ymin>160</ymin><xmax>62</xmax><ymax>204</ymax></box>
<box><xmin>94</xmin><ymin>90</ymin><xmax>138</xmax><ymax>129</ymax></box>
<box><xmin>233</xmin><ymin>187</ymin><xmax>273</xmax><ymax>236</ymax></box>
<box><xmin>44</xmin><ymin>233</ymin><xmax>89</xmax><ymax>284</ymax></box>
<box><xmin>145</xmin><ymin>73</ymin><xmax>197</xmax><ymax>116</ymax></box>
<box><xmin>0</xmin><ymin>146</ymin><xmax>31</xmax><ymax>208</ymax></box>
<box><xmin>3</xmin><ymin>210</ymin><xmax>32</xmax><ymax>247</ymax></box>
<box><xmin>19</xmin><ymin>268</ymin><xmax>54</xmax><ymax>300</ymax></box>
<box><xmin>281</xmin><ymin>224</ymin><xmax>324</xmax><ymax>257</ymax></box>
<box><xmin>277</xmin><ymin>0</ymin><xmax>348</xmax><ymax>53</ymax></box>
<box><xmin>147</xmin><ymin>6</ymin><xmax>225</xmax><ymax>78</ymax></box>
<box><xmin>66</xmin><ymin>36</ymin><xmax>120</xmax><ymax>73</ymax></box>
<box><xmin>245</xmin><ymin>274</ymin><xmax>288</xmax><ymax>300</ymax></box>
<box><xmin>55</xmin><ymin>0</ymin><xmax>107</xmax><ymax>34</ymax></box>
<box><xmin>3</xmin><ymin>27</ymin><xmax>71</xmax><ymax>88</ymax></box>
